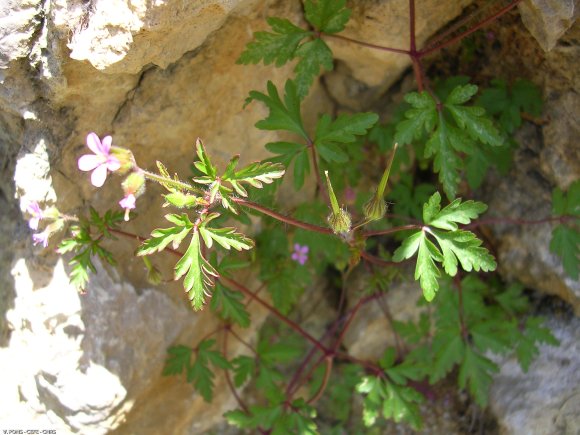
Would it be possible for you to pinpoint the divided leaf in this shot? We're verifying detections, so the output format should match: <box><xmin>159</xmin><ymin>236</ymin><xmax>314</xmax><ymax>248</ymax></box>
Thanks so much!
<box><xmin>137</xmin><ymin>213</ymin><xmax>193</xmax><ymax>255</ymax></box>
<box><xmin>237</xmin><ymin>17</ymin><xmax>310</xmax><ymax>67</ymax></box>
<box><xmin>294</xmin><ymin>38</ymin><xmax>334</xmax><ymax>99</ymax></box>
<box><xmin>304</xmin><ymin>0</ymin><xmax>351</xmax><ymax>33</ymax></box>
<box><xmin>174</xmin><ymin>230</ymin><xmax>218</xmax><ymax>310</ymax></box>
<box><xmin>248</xmin><ymin>80</ymin><xmax>308</xmax><ymax>139</ymax></box>
<box><xmin>314</xmin><ymin>112</ymin><xmax>379</xmax><ymax>163</ymax></box>
<box><xmin>223</xmin><ymin>159</ymin><xmax>285</xmax><ymax>197</ymax></box>
<box><xmin>550</xmin><ymin>181</ymin><xmax>580</xmax><ymax>279</ymax></box>
<box><xmin>210</xmin><ymin>283</ymin><xmax>251</xmax><ymax>327</ymax></box>
<box><xmin>394</xmin><ymin>192</ymin><xmax>495</xmax><ymax>300</ymax></box>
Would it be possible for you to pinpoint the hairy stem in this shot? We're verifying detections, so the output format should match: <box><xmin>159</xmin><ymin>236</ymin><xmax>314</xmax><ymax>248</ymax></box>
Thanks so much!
<box><xmin>233</xmin><ymin>198</ymin><xmax>333</xmax><ymax>234</ymax></box>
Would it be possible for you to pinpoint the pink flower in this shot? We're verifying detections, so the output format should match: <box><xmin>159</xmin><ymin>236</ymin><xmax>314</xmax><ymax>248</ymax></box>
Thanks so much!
<box><xmin>291</xmin><ymin>243</ymin><xmax>309</xmax><ymax>265</ymax></box>
<box><xmin>119</xmin><ymin>193</ymin><xmax>136</xmax><ymax>221</ymax></box>
<box><xmin>78</xmin><ymin>132</ymin><xmax>121</xmax><ymax>187</ymax></box>
<box><xmin>32</xmin><ymin>231</ymin><xmax>49</xmax><ymax>248</ymax></box>
<box><xmin>26</xmin><ymin>201</ymin><xmax>43</xmax><ymax>230</ymax></box>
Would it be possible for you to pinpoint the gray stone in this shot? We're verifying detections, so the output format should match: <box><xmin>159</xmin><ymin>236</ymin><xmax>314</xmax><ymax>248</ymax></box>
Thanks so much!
<box><xmin>519</xmin><ymin>0</ymin><xmax>578</xmax><ymax>51</ymax></box>
<box><xmin>490</xmin><ymin>315</ymin><xmax>580</xmax><ymax>435</ymax></box>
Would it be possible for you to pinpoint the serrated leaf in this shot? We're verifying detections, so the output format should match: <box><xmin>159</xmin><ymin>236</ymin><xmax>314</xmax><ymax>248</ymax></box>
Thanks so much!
<box><xmin>195</xmin><ymin>138</ymin><xmax>217</xmax><ymax>178</ymax></box>
<box><xmin>305</xmin><ymin>0</ymin><xmax>351</xmax><ymax>33</ymax></box>
<box><xmin>294</xmin><ymin>38</ymin><xmax>334</xmax><ymax>98</ymax></box>
<box><xmin>430</xmin><ymin>332</ymin><xmax>464</xmax><ymax>383</ymax></box>
<box><xmin>415</xmin><ymin>234</ymin><xmax>443</xmax><ymax>301</ymax></box>
<box><xmin>187</xmin><ymin>339</ymin><xmax>231</xmax><ymax>402</ymax></box>
<box><xmin>248</xmin><ymin>80</ymin><xmax>308</xmax><ymax>139</ymax></box>
<box><xmin>199</xmin><ymin>226</ymin><xmax>254</xmax><ymax>251</ymax></box>
<box><xmin>224</xmin><ymin>161</ymin><xmax>285</xmax><ymax>197</ymax></box>
<box><xmin>237</xmin><ymin>17</ymin><xmax>310</xmax><ymax>67</ymax></box>
<box><xmin>550</xmin><ymin>225</ymin><xmax>580</xmax><ymax>279</ymax></box>
<box><xmin>395</xmin><ymin>92</ymin><xmax>437</xmax><ymax>144</ymax></box>
<box><xmin>174</xmin><ymin>230</ymin><xmax>218</xmax><ymax>310</ymax></box>
<box><xmin>293</xmin><ymin>149</ymin><xmax>310</xmax><ymax>190</ymax></box>
<box><xmin>163</xmin><ymin>345</ymin><xmax>191</xmax><ymax>376</ymax></box>
<box><xmin>314</xmin><ymin>112</ymin><xmax>378</xmax><ymax>163</ymax></box>
<box><xmin>458</xmin><ymin>346</ymin><xmax>498</xmax><ymax>407</ymax></box>
<box><xmin>232</xmin><ymin>355</ymin><xmax>256</xmax><ymax>387</ymax></box>
<box><xmin>423</xmin><ymin>192</ymin><xmax>487</xmax><ymax>230</ymax></box>
<box><xmin>210</xmin><ymin>283</ymin><xmax>250</xmax><ymax>327</ymax></box>
<box><xmin>446</xmin><ymin>88</ymin><xmax>504</xmax><ymax>147</ymax></box>
<box><xmin>137</xmin><ymin>214</ymin><xmax>193</xmax><ymax>255</ymax></box>
<box><xmin>431</xmin><ymin>229</ymin><xmax>497</xmax><ymax>276</ymax></box>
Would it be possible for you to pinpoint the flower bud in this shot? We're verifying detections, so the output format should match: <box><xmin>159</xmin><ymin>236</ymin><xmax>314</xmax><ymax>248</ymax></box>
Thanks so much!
<box><xmin>327</xmin><ymin>207</ymin><xmax>352</xmax><ymax>235</ymax></box>
<box><xmin>363</xmin><ymin>194</ymin><xmax>387</xmax><ymax>222</ymax></box>
<box><xmin>122</xmin><ymin>171</ymin><xmax>146</xmax><ymax>198</ymax></box>
<box><xmin>111</xmin><ymin>147</ymin><xmax>135</xmax><ymax>173</ymax></box>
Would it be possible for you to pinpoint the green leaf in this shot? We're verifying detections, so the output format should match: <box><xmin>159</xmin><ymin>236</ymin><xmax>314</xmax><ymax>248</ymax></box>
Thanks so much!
<box><xmin>293</xmin><ymin>149</ymin><xmax>310</xmax><ymax>190</ymax></box>
<box><xmin>265</xmin><ymin>141</ymin><xmax>305</xmax><ymax>155</ymax></box>
<box><xmin>458</xmin><ymin>346</ymin><xmax>498</xmax><ymax>407</ymax></box>
<box><xmin>445</xmin><ymin>86</ymin><xmax>503</xmax><ymax>147</ymax></box>
<box><xmin>394</xmin><ymin>92</ymin><xmax>437</xmax><ymax>145</ymax></box>
<box><xmin>431</xmin><ymin>229</ymin><xmax>497</xmax><ymax>276</ymax></box>
<box><xmin>258</xmin><ymin>340</ymin><xmax>303</xmax><ymax>365</ymax></box>
<box><xmin>515</xmin><ymin>316</ymin><xmax>559</xmax><ymax>372</ymax></box>
<box><xmin>163</xmin><ymin>345</ymin><xmax>191</xmax><ymax>376</ymax></box>
<box><xmin>199</xmin><ymin>226</ymin><xmax>254</xmax><ymax>251</ymax></box>
<box><xmin>314</xmin><ymin>112</ymin><xmax>378</xmax><ymax>163</ymax></box>
<box><xmin>210</xmin><ymin>283</ymin><xmax>251</xmax><ymax>328</ymax></box>
<box><xmin>194</xmin><ymin>139</ymin><xmax>217</xmax><ymax>178</ymax></box>
<box><xmin>430</xmin><ymin>332</ymin><xmax>465</xmax><ymax>383</ymax></box>
<box><xmin>232</xmin><ymin>355</ymin><xmax>256</xmax><ymax>387</ymax></box>
<box><xmin>423</xmin><ymin>191</ymin><xmax>488</xmax><ymax>231</ymax></box>
<box><xmin>550</xmin><ymin>225</ymin><xmax>580</xmax><ymax>279</ymax></box>
<box><xmin>187</xmin><ymin>339</ymin><xmax>231</xmax><ymax>402</ymax></box>
<box><xmin>174</xmin><ymin>230</ymin><xmax>218</xmax><ymax>310</ymax></box>
<box><xmin>304</xmin><ymin>0</ymin><xmax>352</xmax><ymax>33</ymax></box>
<box><xmin>223</xmin><ymin>160</ymin><xmax>285</xmax><ymax>197</ymax></box>
<box><xmin>248</xmin><ymin>80</ymin><xmax>308</xmax><ymax>139</ymax></box>
<box><xmin>137</xmin><ymin>214</ymin><xmax>193</xmax><ymax>256</ymax></box>
<box><xmin>294</xmin><ymin>38</ymin><xmax>334</xmax><ymax>99</ymax></box>
<box><xmin>237</xmin><ymin>17</ymin><xmax>310</xmax><ymax>67</ymax></box>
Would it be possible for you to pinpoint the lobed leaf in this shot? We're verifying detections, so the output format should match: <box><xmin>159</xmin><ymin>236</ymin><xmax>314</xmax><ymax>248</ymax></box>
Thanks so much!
<box><xmin>304</xmin><ymin>0</ymin><xmax>351</xmax><ymax>33</ymax></box>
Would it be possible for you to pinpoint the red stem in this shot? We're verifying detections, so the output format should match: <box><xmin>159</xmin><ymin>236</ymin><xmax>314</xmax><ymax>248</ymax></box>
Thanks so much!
<box><xmin>227</xmin><ymin>326</ymin><xmax>259</xmax><ymax>357</ymax></box>
<box><xmin>465</xmin><ymin>214</ymin><xmax>575</xmax><ymax>229</ymax></box>
<box><xmin>220</xmin><ymin>276</ymin><xmax>331</xmax><ymax>355</ymax></box>
<box><xmin>322</xmin><ymin>33</ymin><xmax>410</xmax><ymax>55</ymax></box>
<box><xmin>362</xmin><ymin>224</ymin><xmax>422</xmax><ymax>237</ymax></box>
<box><xmin>222</xmin><ymin>330</ymin><xmax>249</xmax><ymax>413</ymax></box>
<box><xmin>306</xmin><ymin>356</ymin><xmax>334</xmax><ymax>405</ymax></box>
<box><xmin>307</xmin><ymin>139</ymin><xmax>330</xmax><ymax>207</ymax></box>
<box><xmin>418</xmin><ymin>0</ymin><xmax>523</xmax><ymax>57</ymax></box>
<box><xmin>233</xmin><ymin>198</ymin><xmax>333</xmax><ymax>234</ymax></box>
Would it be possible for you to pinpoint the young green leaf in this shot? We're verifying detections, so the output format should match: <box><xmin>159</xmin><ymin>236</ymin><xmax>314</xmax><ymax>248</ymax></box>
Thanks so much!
<box><xmin>174</xmin><ymin>230</ymin><xmax>218</xmax><ymax>310</ymax></box>
<box><xmin>423</xmin><ymin>191</ymin><xmax>488</xmax><ymax>231</ymax></box>
<box><xmin>137</xmin><ymin>213</ymin><xmax>193</xmax><ymax>255</ymax></box>
<box><xmin>304</xmin><ymin>0</ymin><xmax>352</xmax><ymax>34</ymax></box>
<box><xmin>247</xmin><ymin>80</ymin><xmax>308</xmax><ymax>139</ymax></box>
<box><xmin>194</xmin><ymin>138</ymin><xmax>217</xmax><ymax>179</ymax></box>
<box><xmin>199</xmin><ymin>226</ymin><xmax>254</xmax><ymax>251</ymax></box>
<box><xmin>232</xmin><ymin>355</ymin><xmax>256</xmax><ymax>387</ymax></box>
<box><xmin>237</xmin><ymin>17</ymin><xmax>311</xmax><ymax>67</ymax></box>
<box><xmin>458</xmin><ymin>346</ymin><xmax>498</xmax><ymax>407</ymax></box>
<box><xmin>223</xmin><ymin>160</ymin><xmax>285</xmax><ymax>197</ymax></box>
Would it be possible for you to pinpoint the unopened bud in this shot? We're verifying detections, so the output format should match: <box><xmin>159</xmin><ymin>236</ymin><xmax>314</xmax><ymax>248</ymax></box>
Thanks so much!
<box><xmin>111</xmin><ymin>147</ymin><xmax>135</xmax><ymax>173</ymax></box>
<box><xmin>122</xmin><ymin>171</ymin><xmax>146</xmax><ymax>197</ymax></box>
<box><xmin>327</xmin><ymin>207</ymin><xmax>352</xmax><ymax>235</ymax></box>
<box><xmin>363</xmin><ymin>194</ymin><xmax>387</xmax><ymax>222</ymax></box>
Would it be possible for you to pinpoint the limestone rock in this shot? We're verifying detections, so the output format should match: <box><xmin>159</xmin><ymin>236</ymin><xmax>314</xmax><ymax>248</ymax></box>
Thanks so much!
<box><xmin>490</xmin><ymin>315</ymin><xmax>580</xmax><ymax>435</ymax></box>
<box><xmin>519</xmin><ymin>0</ymin><xmax>578</xmax><ymax>51</ymax></box>
<box><xmin>323</xmin><ymin>0</ymin><xmax>473</xmax><ymax>109</ymax></box>
<box><xmin>342</xmin><ymin>269</ymin><xmax>424</xmax><ymax>361</ymax></box>
<box><xmin>1</xmin><ymin>258</ymin><xmax>190</xmax><ymax>433</ymax></box>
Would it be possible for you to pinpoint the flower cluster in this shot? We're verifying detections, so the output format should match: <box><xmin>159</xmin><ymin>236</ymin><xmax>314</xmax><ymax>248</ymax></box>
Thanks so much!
<box><xmin>78</xmin><ymin>132</ymin><xmax>142</xmax><ymax>221</ymax></box>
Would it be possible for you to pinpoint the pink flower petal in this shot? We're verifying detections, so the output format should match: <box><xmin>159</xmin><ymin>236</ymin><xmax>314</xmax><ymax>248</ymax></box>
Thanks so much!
<box><xmin>101</xmin><ymin>135</ymin><xmax>113</xmax><ymax>153</ymax></box>
<box><xmin>86</xmin><ymin>132</ymin><xmax>102</xmax><ymax>155</ymax></box>
<box><xmin>78</xmin><ymin>154</ymin><xmax>101</xmax><ymax>171</ymax></box>
<box><xmin>291</xmin><ymin>253</ymin><xmax>299</xmax><ymax>261</ymax></box>
<box><xmin>106</xmin><ymin>156</ymin><xmax>121</xmax><ymax>172</ymax></box>
<box><xmin>300</xmin><ymin>246</ymin><xmax>309</xmax><ymax>254</ymax></box>
<box><xmin>119</xmin><ymin>193</ymin><xmax>136</xmax><ymax>210</ymax></box>
<box><xmin>29</xmin><ymin>217</ymin><xmax>40</xmax><ymax>230</ymax></box>
<box><xmin>91</xmin><ymin>164</ymin><xmax>108</xmax><ymax>187</ymax></box>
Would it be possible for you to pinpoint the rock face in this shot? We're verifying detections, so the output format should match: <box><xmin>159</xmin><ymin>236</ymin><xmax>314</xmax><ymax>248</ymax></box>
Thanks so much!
<box><xmin>519</xmin><ymin>0</ymin><xmax>578</xmax><ymax>51</ymax></box>
<box><xmin>490</xmin><ymin>315</ymin><xmax>580</xmax><ymax>435</ymax></box>
<box><xmin>0</xmin><ymin>0</ymin><xmax>578</xmax><ymax>434</ymax></box>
